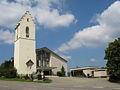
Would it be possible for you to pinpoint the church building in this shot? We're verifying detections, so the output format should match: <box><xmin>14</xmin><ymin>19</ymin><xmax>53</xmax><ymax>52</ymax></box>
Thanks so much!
<box><xmin>14</xmin><ymin>11</ymin><xmax>67</xmax><ymax>76</ymax></box>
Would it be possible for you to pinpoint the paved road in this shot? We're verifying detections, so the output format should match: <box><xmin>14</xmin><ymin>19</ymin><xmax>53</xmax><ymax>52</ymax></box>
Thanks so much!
<box><xmin>0</xmin><ymin>77</ymin><xmax>120</xmax><ymax>90</ymax></box>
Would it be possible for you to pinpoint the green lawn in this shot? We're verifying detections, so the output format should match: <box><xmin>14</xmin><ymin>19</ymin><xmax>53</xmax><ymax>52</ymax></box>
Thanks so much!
<box><xmin>0</xmin><ymin>77</ymin><xmax>52</xmax><ymax>83</ymax></box>
<box><xmin>33</xmin><ymin>79</ymin><xmax>52</xmax><ymax>83</ymax></box>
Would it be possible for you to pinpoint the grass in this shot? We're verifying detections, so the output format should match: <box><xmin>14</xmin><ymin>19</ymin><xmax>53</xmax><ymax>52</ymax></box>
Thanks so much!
<box><xmin>0</xmin><ymin>77</ymin><xmax>52</xmax><ymax>83</ymax></box>
<box><xmin>33</xmin><ymin>79</ymin><xmax>52</xmax><ymax>83</ymax></box>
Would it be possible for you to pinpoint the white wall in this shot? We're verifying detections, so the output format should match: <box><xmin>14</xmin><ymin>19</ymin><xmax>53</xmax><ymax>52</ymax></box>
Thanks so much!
<box><xmin>83</xmin><ymin>69</ymin><xmax>94</xmax><ymax>77</ymax></box>
<box><xmin>50</xmin><ymin>53</ymin><xmax>67</xmax><ymax>76</ymax></box>
<box><xmin>94</xmin><ymin>70</ymin><xmax>107</xmax><ymax>77</ymax></box>
<box><xmin>14</xmin><ymin>12</ymin><xmax>36</xmax><ymax>75</ymax></box>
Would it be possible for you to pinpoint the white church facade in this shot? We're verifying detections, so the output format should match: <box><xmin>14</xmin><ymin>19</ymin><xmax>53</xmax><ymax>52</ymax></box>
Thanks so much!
<box><xmin>14</xmin><ymin>11</ymin><xmax>67</xmax><ymax>76</ymax></box>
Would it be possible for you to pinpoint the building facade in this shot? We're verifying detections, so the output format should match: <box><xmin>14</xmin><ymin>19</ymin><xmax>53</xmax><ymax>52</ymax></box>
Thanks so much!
<box><xmin>70</xmin><ymin>67</ymin><xmax>107</xmax><ymax>78</ymax></box>
<box><xmin>36</xmin><ymin>47</ymin><xmax>67</xmax><ymax>76</ymax></box>
<box><xmin>14</xmin><ymin>11</ymin><xmax>67</xmax><ymax>76</ymax></box>
<box><xmin>93</xmin><ymin>69</ymin><xmax>107</xmax><ymax>77</ymax></box>
<box><xmin>14</xmin><ymin>11</ymin><xmax>36</xmax><ymax>75</ymax></box>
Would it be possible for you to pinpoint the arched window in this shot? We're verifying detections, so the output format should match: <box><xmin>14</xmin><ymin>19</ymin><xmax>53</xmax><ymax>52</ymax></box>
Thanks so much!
<box><xmin>27</xmin><ymin>18</ymin><xmax>29</xmax><ymax>22</ymax></box>
<box><xmin>26</xmin><ymin>27</ymin><xmax>29</xmax><ymax>38</ymax></box>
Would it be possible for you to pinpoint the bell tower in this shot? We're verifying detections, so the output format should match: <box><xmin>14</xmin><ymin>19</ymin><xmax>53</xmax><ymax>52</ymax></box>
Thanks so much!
<box><xmin>14</xmin><ymin>11</ymin><xmax>36</xmax><ymax>75</ymax></box>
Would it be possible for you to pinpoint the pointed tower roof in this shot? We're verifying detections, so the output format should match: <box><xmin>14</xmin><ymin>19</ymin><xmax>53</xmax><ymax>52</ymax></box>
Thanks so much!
<box><xmin>15</xmin><ymin>11</ymin><xmax>35</xmax><ymax>30</ymax></box>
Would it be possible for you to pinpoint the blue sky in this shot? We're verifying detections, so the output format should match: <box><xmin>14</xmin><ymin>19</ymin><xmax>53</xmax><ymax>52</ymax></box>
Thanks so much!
<box><xmin>0</xmin><ymin>0</ymin><xmax>120</xmax><ymax>69</ymax></box>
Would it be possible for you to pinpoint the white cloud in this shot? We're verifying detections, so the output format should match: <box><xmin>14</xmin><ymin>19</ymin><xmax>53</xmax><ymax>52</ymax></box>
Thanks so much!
<box><xmin>0</xmin><ymin>30</ymin><xmax>14</xmax><ymax>44</ymax></box>
<box><xmin>36</xmin><ymin>9</ymin><xmax>75</xmax><ymax>28</ymax></box>
<box><xmin>0</xmin><ymin>0</ymin><xmax>75</xmax><ymax>28</ymax></box>
<box><xmin>0</xmin><ymin>0</ymin><xmax>75</xmax><ymax>44</ymax></box>
<box><xmin>60</xmin><ymin>54</ymin><xmax>72</xmax><ymax>61</ymax></box>
<box><xmin>90</xmin><ymin>58</ymin><xmax>96</xmax><ymax>62</ymax></box>
<box><xmin>0</xmin><ymin>1</ymin><xmax>26</xmax><ymax>27</ymax></box>
<box><xmin>56</xmin><ymin>1</ymin><xmax>120</xmax><ymax>52</ymax></box>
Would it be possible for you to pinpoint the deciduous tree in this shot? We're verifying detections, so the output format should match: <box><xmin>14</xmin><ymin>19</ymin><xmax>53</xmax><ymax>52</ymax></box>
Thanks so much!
<box><xmin>104</xmin><ymin>38</ymin><xmax>120</xmax><ymax>81</ymax></box>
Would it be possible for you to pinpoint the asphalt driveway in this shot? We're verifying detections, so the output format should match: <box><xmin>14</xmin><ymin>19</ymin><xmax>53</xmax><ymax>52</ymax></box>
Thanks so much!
<box><xmin>0</xmin><ymin>77</ymin><xmax>120</xmax><ymax>90</ymax></box>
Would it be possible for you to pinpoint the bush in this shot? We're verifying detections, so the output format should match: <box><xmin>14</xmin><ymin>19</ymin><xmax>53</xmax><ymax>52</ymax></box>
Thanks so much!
<box><xmin>57</xmin><ymin>71</ymin><xmax>62</xmax><ymax>76</ymax></box>
<box><xmin>57</xmin><ymin>66</ymin><xmax>66</xmax><ymax>77</ymax></box>
<box><xmin>24</xmin><ymin>74</ymin><xmax>30</xmax><ymax>80</ymax></box>
<box><xmin>0</xmin><ymin>60</ymin><xmax>17</xmax><ymax>78</ymax></box>
<box><xmin>0</xmin><ymin>67</ymin><xmax>17</xmax><ymax>78</ymax></box>
<box><xmin>38</xmin><ymin>74</ymin><xmax>42</xmax><ymax>80</ymax></box>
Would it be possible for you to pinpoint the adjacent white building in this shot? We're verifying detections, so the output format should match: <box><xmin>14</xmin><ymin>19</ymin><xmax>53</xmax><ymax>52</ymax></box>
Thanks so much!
<box><xmin>14</xmin><ymin>11</ymin><xmax>67</xmax><ymax>76</ymax></box>
<box><xmin>94</xmin><ymin>69</ymin><xmax>107</xmax><ymax>77</ymax></box>
<box><xmin>70</xmin><ymin>67</ymin><xmax>107</xmax><ymax>78</ymax></box>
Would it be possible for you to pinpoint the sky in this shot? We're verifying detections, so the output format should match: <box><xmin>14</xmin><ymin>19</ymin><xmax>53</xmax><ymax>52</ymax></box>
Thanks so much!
<box><xmin>0</xmin><ymin>0</ymin><xmax>120</xmax><ymax>70</ymax></box>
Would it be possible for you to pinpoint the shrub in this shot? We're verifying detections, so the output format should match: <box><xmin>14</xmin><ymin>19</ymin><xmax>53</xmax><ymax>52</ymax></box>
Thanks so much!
<box><xmin>24</xmin><ymin>74</ymin><xmax>30</xmax><ymax>80</ymax></box>
<box><xmin>61</xmin><ymin>66</ymin><xmax>66</xmax><ymax>76</ymax></box>
<box><xmin>57</xmin><ymin>71</ymin><xmax>62</xmax><ymax>76</ymax></box>
<box><xmin>38</xmin><ymin>74</ymin><xmax>42</xmax><ymax>80</ymax></box>
<box><xmin>57</xmin><ymin>66</ymin><xmax>66</xmax><ymax>77</ymax></box>
<box><xmin>0</xmin><ymin>60</ymin><xmax>17</xmax><ymax>78</ymax></box>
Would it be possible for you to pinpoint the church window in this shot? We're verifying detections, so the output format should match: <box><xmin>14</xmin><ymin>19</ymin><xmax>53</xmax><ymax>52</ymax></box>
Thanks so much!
<box><xmin>17</xmin><ymin>34</ymin><xmax>18</xmax><ymax>40</ymax></box>
<box><xmin>26</xmin><ymin>27</ymin><xmax>29</xmax><ymax>38</ymax></box>
<box><xmin>27</xmin><ymin>18</ymin><xmax>29</xmax><ymax>22</ymax></box>
<box><xmin>37</xmin><ymin>50</ymin><xmax>50</xmax><ymax>67</ymax></box>
<box><xmin>26</xmin><ymin>59</ymin><xmax>34</xmax><ymax>69</ymax></box>
<box><xmin>16</xmin><ymin>30</ymin><xmax>18</xmax><ymax>40</ymax></box>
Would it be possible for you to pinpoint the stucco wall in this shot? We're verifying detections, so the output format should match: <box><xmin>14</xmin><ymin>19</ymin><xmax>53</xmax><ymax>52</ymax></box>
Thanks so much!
<box><xmin>94</xmin><ymin>70</ymin><xmax>107</xmax><ymax>77</ymax></box>
<box><xmin>83</xmin><ymin>70</ymin><xmax>94</xmax><ymax>77</ymax></box>
<box><xmin>18</xmin><ymin>39</ymin><xmax>36</xmax><ymax>74</ymax></box>
<box><xmin>14</xmin><ymin>12</ymin><xmax>36</xmax><ymax>75</ymax></box>
<box><xmin>14</xmin><ymin>39</ymin><xmax>20</xmax><ymax>71</ymax></box>
<box><xmin>50</xmin><ymin>53</ymin><xmax>67</xmax><ymax>76</ymax></box>
<box><xmin>14</xmin><ymin>38</ymin><xmax>37</xmax><ymax>75</ymax></box>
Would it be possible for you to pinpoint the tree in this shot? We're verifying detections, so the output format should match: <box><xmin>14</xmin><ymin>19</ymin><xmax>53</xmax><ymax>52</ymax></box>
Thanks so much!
<box><xmin>0</xmin><ymin>58</ymin><xmax>17</xmax><ymax>78</ymax></box>
<box><xmin>57</xmin><ymin>66</ymin><xmax>66</xmax><ymax>77</ymax></box>
<box><xmin>61</xmin><ymin>66</ymin><xmax>66</xmax><ymax>76</ymax></box>
<box><xmin>104</xmin><ymin>38</ymin><xmax>120</xmax><ymax>81</ymax></box>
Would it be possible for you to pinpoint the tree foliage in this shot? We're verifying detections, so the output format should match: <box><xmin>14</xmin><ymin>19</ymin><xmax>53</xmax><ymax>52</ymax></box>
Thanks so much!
<box><xmin>104</xmin><ymin>38</ymin><xmax>120</xmax><ymax>81</ymax></box>
<box><xmin>0</xmin><ymin>58</ymin><xmax>17</xmax><ymax>78</ymax></box>
<box><xmin>57</xmin><ymin>66</ymin><xmax>66</xmax><ymax>77</ymax></box>
<box><xmin>61</xmin><ymin>66</ymin><xmax>66</xmax><ymax>76</ymax></box>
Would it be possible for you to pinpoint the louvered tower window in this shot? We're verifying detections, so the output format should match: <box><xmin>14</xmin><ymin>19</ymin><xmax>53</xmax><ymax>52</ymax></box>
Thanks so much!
<box><xmin>26</xmin><ymin>26</ymin><xmax>29</xmax><ymax>38</ymax></box>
